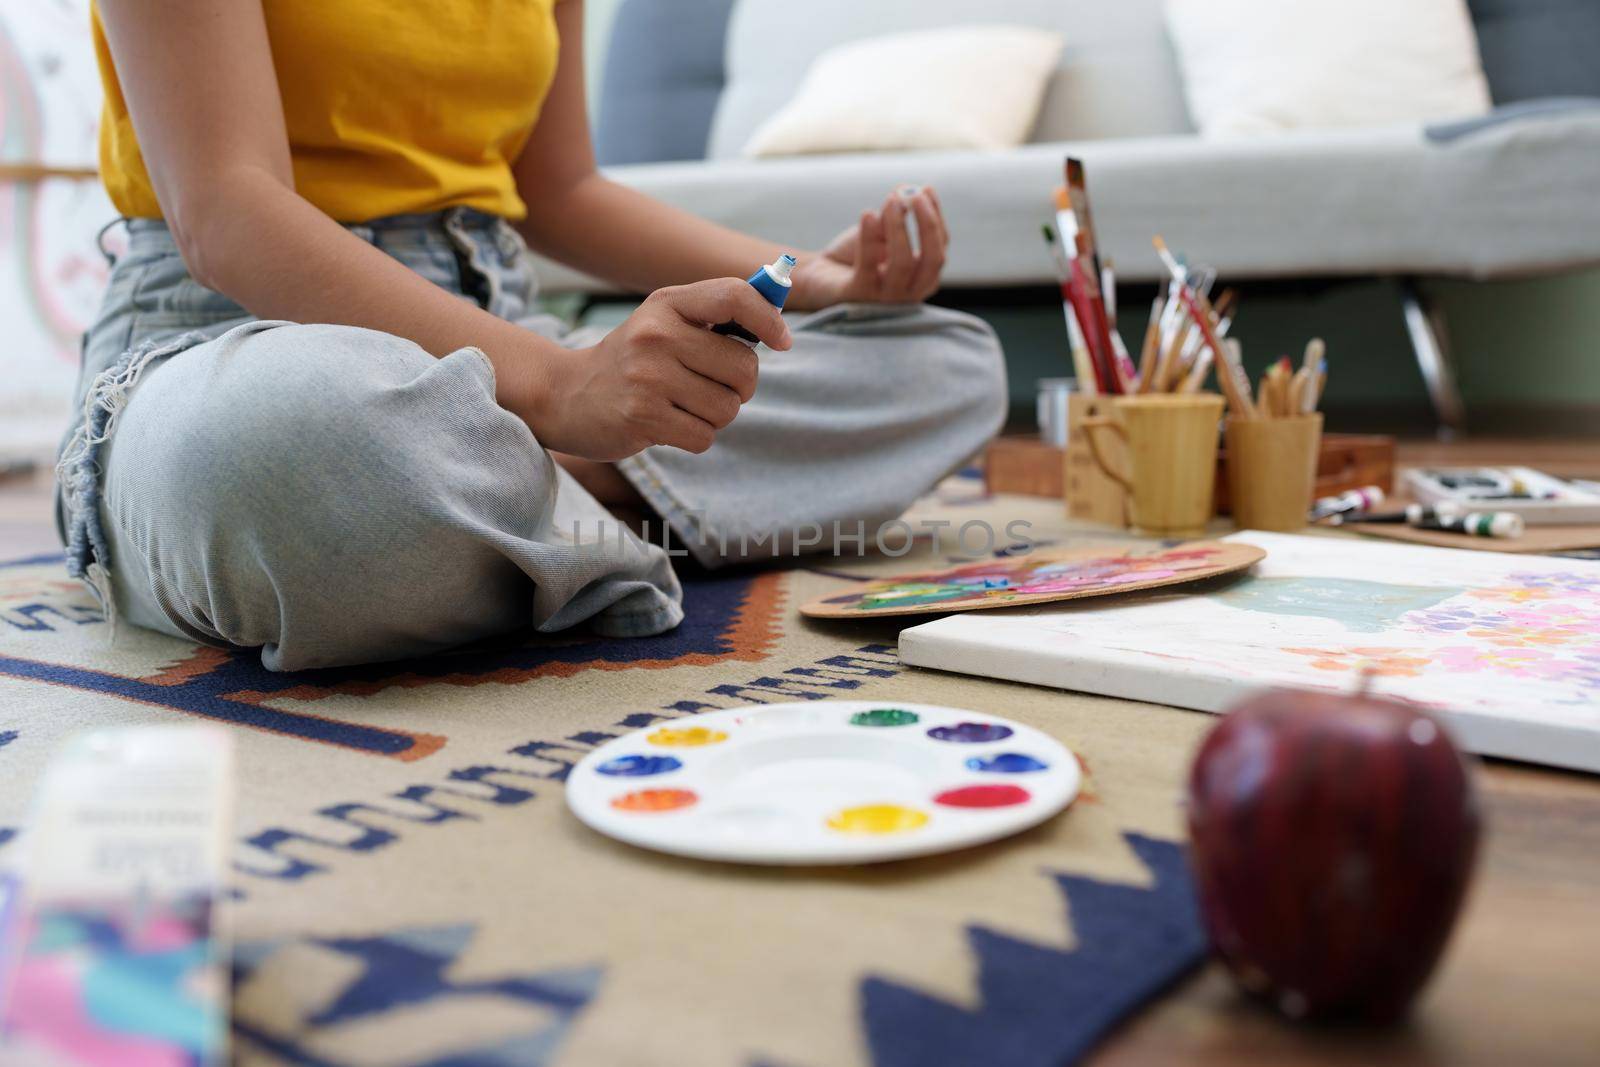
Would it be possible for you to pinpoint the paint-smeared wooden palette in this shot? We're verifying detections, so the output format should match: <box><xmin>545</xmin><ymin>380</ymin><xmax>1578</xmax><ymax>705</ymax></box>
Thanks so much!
<box><xmin>800</xmin><ymin>540</ymin><xmax>1265</xmax><ymax>619</ymax></box>
<box><xmin>566</xmin><ymin>702</ymin><xmax>1080</xmax><ymax>865</ymax></box>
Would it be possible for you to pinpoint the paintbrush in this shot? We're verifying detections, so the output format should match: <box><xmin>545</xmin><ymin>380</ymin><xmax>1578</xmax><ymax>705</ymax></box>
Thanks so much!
<box><xmin>1064</xmin><ymin>158</ymin><xmax>1103</xmax><ymax>285</ymax></box>
<box><xmin>1152</xmin><ymin>237</ymin><xmax>1240</xmax><ymax>409</ymax></box>
<box><xmin>1051</xmin><ymin>193</ymin><xmax>1115</xmax><ymax>393</ymax></box>
<box><xmin>1042</xmin><ymin>224</ymin><xmax>1099</xmax><ymax>396</ymax></box>
<box><xmin>1288</xmin><ymin>366</ymin><xmax>1310</xmax><ymax>414</ymax></box>
<box><xmin>1154</xmin><ymin>302</ymin><xmax>1192</xmax><ymax>393</ymax></box>
<box><xmin>1263</xmin><ymin>356</ymin><xmax>1292</xmax><ymax>417</ymax></box>
<box><xmin>1210</xmin><ymin>289</ymin><xmax>1238</xmax><ymax>330</ymax></box>
<box><xmin>1137</xmin><ymin>292</ymin><xmax>1164</xmax><ymax>392</ymax></box>
<box><xmin>1180</xmin><ymin>349</ymin><xmax>1214</xmax><ymax>393</ymax></box>
<box><xmin>1041</xmin><ymin>222</ymin><xmax>1070</xmax><ymax>276</ymax></box>
<box><xmin>1302</xmin><ymin>337</ymin><xmax>1325</xmax><ymax>379</ymax></box>
<box><xmin>1219</xmin><ymin>338</ymin><xmax>1257</xmax><ymax>418</ymax></box>
<box><xmin>1101</xmin><ymin>258</ymin><xmax>1118</xmax><ymax>325</ymax></box>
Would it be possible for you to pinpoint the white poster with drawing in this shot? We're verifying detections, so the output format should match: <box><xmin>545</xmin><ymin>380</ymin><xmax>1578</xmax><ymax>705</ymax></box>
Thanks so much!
<box><xmin>901</xmin><ymin>532</ymin><xmax>1600</xmax><ymax>773</ymax></box>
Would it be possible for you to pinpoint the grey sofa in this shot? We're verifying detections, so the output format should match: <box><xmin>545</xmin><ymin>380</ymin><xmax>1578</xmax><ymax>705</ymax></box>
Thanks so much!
<box><xmin>555</xmin><ymin>0</ymin><xmax>1600</xmax><ymax>433</ymax></box>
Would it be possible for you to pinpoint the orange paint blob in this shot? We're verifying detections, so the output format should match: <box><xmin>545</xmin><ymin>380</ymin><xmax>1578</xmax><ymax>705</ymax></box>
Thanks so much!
<box><xmin>611</xmin><ymin>788</ymin><xmax>698</xmax><ymax>813</ymax></box>
<box><xmin>646</xmin><ymin>727</ymin><xmax>729</xmax><ymax>747</ymax></box>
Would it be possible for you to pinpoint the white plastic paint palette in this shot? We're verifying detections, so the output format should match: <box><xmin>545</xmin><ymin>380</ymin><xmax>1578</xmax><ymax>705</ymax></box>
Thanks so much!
<box><xmin>566</xmin><ymin>701</ymin><xmax>1081</xmax><ymax>865</ymax></box>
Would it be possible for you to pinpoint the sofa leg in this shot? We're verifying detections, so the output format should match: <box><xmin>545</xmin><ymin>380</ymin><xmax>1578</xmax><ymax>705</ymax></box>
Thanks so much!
<box><xmin>1398</xmin><ymin>278</ymin><xmax>1466</xmax><ymax>440</ymax></box>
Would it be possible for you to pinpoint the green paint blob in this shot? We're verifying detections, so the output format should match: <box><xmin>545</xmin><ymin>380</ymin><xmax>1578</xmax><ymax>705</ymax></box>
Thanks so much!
<box><xmin>1215</xmin><ymin>576</ymin><xmax>1466</xmax><ymax>634</ymax></box>
<box><xmin>850</xmin><ymin>708</ymin><xmax>920</xmax><ymax>727</ymax></box>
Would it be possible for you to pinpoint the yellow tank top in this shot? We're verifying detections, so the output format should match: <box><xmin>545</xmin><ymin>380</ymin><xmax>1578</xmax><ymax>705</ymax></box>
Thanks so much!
<box><xmin>92</xmin><ymin>0</ymin><xmax>562</xmax><ymax>222</ymax></box>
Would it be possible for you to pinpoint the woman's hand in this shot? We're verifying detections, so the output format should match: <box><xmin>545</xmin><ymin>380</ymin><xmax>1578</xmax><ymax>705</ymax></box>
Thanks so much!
<box><xmin>526</xmin><ymin>278</ymin><xmax>791</xmax><ymax>461</ymax></box>
<box><xmin>787</xmin><ymin>185</ymin><xmax>950</xmax><ymax>311</ymax></box>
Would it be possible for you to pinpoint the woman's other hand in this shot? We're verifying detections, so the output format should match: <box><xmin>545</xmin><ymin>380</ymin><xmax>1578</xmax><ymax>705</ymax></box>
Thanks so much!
<box><xmin>788</xmin><ymin>185</ymin><xmax>950</xmax><ymax>311</ymax></box>
<box><xmin>527</xmin><ymin>278</ymin><xmax>791</xmax><ymax>461</ymax></box>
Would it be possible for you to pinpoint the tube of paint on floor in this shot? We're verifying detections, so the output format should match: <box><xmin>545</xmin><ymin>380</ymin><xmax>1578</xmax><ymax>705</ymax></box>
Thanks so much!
<box><xmin>1309</xmin><ymin>485</ymin><xmax>1386</xmax><ymax>522</ymax></box>
<box><xmin>0</xmin><ymin>726</ymin><xmax>235</xmax><ymax>1064</ymax></box>
<box><xmin>1333</xmin><ymin>503</ymin><xmax>1452</xmax><ymax>525</ymax></box>
<box><xmin>712</xmin><ymin>253</ymin><xmax>796</xmax><ymax>346</ymax></box>
<box><xmin>1414</xmin><ymin>510</ymin><xmax>1525</xmax><ymax>538</ymax></box>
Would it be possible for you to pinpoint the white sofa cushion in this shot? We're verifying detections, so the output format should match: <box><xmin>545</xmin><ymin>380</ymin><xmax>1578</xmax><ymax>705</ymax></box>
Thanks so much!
<box><xmin>536</xmin><ymin>111</ymin><xmax>1600</xmax><ymax>293</ymax></box>
<box><xmin>741</xmin><ymin>26</ymin><xmax>1064</xmax><ymax>158</ymax></box>
<box><xmin>1166</xmin><ymin>0</ymin><xmax>1493</xmax><ymax>136</ymax></box>
<box><xmin>709</xmin><ymin>0</ymin><xmax>1193</xmax><ymax>160</ymax></box>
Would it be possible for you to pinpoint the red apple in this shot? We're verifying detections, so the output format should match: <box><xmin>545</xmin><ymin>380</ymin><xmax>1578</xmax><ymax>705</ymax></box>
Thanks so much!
<box><xmin>1187</xmin><ymin>686</ymin><xmax>1481</xmax><ymax>1022</ymax></box>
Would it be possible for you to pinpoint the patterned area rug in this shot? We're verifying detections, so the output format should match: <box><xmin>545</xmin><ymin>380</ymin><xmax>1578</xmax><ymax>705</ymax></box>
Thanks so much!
<box><xmin>0</xmin><ymin>482</ymin><xmax>1215</xmax><ymax>1067</ymax></box>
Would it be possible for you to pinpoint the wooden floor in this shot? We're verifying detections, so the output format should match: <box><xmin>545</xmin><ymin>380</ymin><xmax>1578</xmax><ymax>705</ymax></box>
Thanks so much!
<box><xmin>4</xmin><ymin>437</ymin><xmax>1600</xmax><ymax>1064</ymax></box>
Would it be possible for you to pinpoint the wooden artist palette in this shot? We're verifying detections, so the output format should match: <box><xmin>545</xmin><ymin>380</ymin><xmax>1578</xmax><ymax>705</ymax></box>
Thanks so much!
<box><xmin>566</xmin><ymin>701</ymin><xmax>1081</xmax><ymax>865</ymax></box>
<box><xmin>800</xmin><ymin>540</ymin><xmax>1265</xmax><ymax>619</ymax></box>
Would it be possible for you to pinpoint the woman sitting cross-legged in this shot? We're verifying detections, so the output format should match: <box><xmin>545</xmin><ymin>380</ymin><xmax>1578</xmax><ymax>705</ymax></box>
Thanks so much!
<box><xmin>62</xmin><ymin>0</ymin><xmax>1007</xmax><ymax>671</ymax></box>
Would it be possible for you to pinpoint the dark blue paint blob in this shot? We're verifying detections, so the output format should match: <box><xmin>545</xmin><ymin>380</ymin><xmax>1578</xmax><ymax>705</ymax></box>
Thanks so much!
<box><xmin>596</xmin><ymin>754</ymin><xmax>683</xmax><ymax>777</ymax></box>
<box><xmin>966</xmin><ymin>752</ymin><xmax>1048</xmax><ymax>774</ymax></box>
<box><xmin>927</xmin><ymin>722</ymin><xmax>1013</xmax><ymax>744</ymax></box>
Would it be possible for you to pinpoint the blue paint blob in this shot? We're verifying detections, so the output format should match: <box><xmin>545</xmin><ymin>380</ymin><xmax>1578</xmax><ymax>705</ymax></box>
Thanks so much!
<box><xmin>966</xmin><ymin>752</ymin><xmax>1049</xmax><ymax>774</ymax></box>
<box><xmin>928</xmin><ymin>722</ymin><xmax>1014</xmax><ymax>744</ymax></box>
<box><xmin>596</xmin><ymin>754</ymin><xmax>683</xmax><ymax>777</ymax></box>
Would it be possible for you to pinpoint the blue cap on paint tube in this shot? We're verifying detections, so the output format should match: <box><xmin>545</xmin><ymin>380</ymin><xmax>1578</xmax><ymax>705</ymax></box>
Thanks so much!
<box><xmin>713</xmin><ymin>253</ymin><xmax>796</xmax><ymax>346</ymax></box>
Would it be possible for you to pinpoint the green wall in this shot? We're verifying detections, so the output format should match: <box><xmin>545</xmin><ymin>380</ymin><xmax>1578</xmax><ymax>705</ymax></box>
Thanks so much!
<box><xmin>1436</xmin><ymin>270</ymin><xmax>1600</xmax><ymax>407</ymax></box>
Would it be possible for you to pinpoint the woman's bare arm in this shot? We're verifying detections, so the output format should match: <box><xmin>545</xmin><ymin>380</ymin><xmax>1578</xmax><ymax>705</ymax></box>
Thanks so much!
<box><xmin>513</xmin><ymin>1</ymin><xmax>948</xmax><ymax>312</ymax></box>
<box><xmin>97</xmin><ymin>0</ymin><xmax>788</xmax><ymax>460</ymax></box>
<box><xmin>97</xmin><ymin>3</ymin><xmax>555</xmax><ymax>394</ymax></box>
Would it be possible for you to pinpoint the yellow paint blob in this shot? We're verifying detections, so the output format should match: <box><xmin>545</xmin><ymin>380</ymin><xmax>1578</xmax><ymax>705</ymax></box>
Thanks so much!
<box><xmin>646</xmin><ymin>726</ymin><xmax>729</xmax><ymax>748</ymax></box>
<box><xmin>826</xmin><ymin>804</ymin><xmax>930</xmax><ymax>835</ymax></box>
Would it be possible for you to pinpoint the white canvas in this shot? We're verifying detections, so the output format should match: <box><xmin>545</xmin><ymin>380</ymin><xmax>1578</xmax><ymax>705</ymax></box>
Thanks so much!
<box><xmin>900</xmin><ymin>532</ymin><xmax>1600</xmax><ymax>773</ymax></box>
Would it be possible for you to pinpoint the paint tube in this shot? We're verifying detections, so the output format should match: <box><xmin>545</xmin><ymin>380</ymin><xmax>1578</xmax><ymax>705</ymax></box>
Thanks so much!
<box><xmin>711</xmin><ymin>254</ymin><xmax>796</xmax><ymax>346</ymax></box>
<box><xmin>1414</xmin><ymin>511</ymin><xmax>1525</xmax><ymax>538</ymax></box>
<box><xmin>1333</xmin><ymin>503</ymin><xmax>1454</xmax><ymax>525</ymax></box>
<box><xmin>0</xmin><ymin>726</ymin><xmax>235</xmax><ymax>1064</ymax></box>
<box><xmin>1310</xmin><ymin>485</ymin><xmax>1386</xmax><ymax>522</ymax></box>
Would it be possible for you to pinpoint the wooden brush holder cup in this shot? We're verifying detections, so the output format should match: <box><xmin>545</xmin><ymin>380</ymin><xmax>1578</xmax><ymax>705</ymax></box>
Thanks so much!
<box><xmin>1063</xmin><ymin>394</ymin><xmax>1128</xmax><ymax>526</ymax></box>
<box><xmin>1225</xmin><ymin>414</ymin><xmax>1324</xmax><ymax>532</ymax></box>
<box><xmin>1079</xmin><ymin>393</ymin><xmax>1225</xmax><ymax>537</ymax></box>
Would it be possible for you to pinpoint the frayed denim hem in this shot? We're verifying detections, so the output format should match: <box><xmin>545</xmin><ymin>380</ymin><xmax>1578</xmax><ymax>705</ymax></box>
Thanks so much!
<box><xmin>56</xmin><ymin>329</ymin><xmax>211</xmax><ymax>634</ymax></box>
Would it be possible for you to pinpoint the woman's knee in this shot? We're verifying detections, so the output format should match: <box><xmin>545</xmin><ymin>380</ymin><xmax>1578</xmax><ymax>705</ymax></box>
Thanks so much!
<box><xmin>838</xmin><ymin>303</ymin><xmax>1008</xmax><ymax>445</ymax></box>
<box><xmin>122</xmin><ymin>323</ymin><xmax>517</xmax><ymax>503</ymax></box>
<box><xmin>916</xmin><ymin>305</ymin><xmax>1009</xmax><ymax>435</ymax></box>
<box><xmin>100</xmin><ymin>323</ymin><xmax>548</xmax><ymax>665</ymax></box>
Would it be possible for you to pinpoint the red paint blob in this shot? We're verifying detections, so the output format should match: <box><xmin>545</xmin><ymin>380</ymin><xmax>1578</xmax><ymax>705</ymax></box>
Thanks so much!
<box><xmin>934</xmin><ymin>784</ymin><xmax>1030</xmax><ymax>809</ymax></box>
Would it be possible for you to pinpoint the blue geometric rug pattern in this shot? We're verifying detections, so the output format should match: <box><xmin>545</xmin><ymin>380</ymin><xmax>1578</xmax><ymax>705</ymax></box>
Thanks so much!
<box><xmin>860</xmin><ymin>834</ymin><xmax>1206</xmax><ymax>1067</ymax></box>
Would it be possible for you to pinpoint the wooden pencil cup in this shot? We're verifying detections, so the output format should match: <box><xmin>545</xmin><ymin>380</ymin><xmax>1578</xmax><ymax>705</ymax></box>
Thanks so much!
<box><xmin>1225</xmin><ymin>414</ymin><xmax>1325</xmax><ymax>532</ymax></box>
<box><xmin>1064</xmin><ymin>394</ymin><xmax>1129</xmax><ymax>525</ymax></box>
<box><xmin>1081</xmin><ymin>393</ymin><xmax>1225</xmax><ymax>537</ymax></box>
